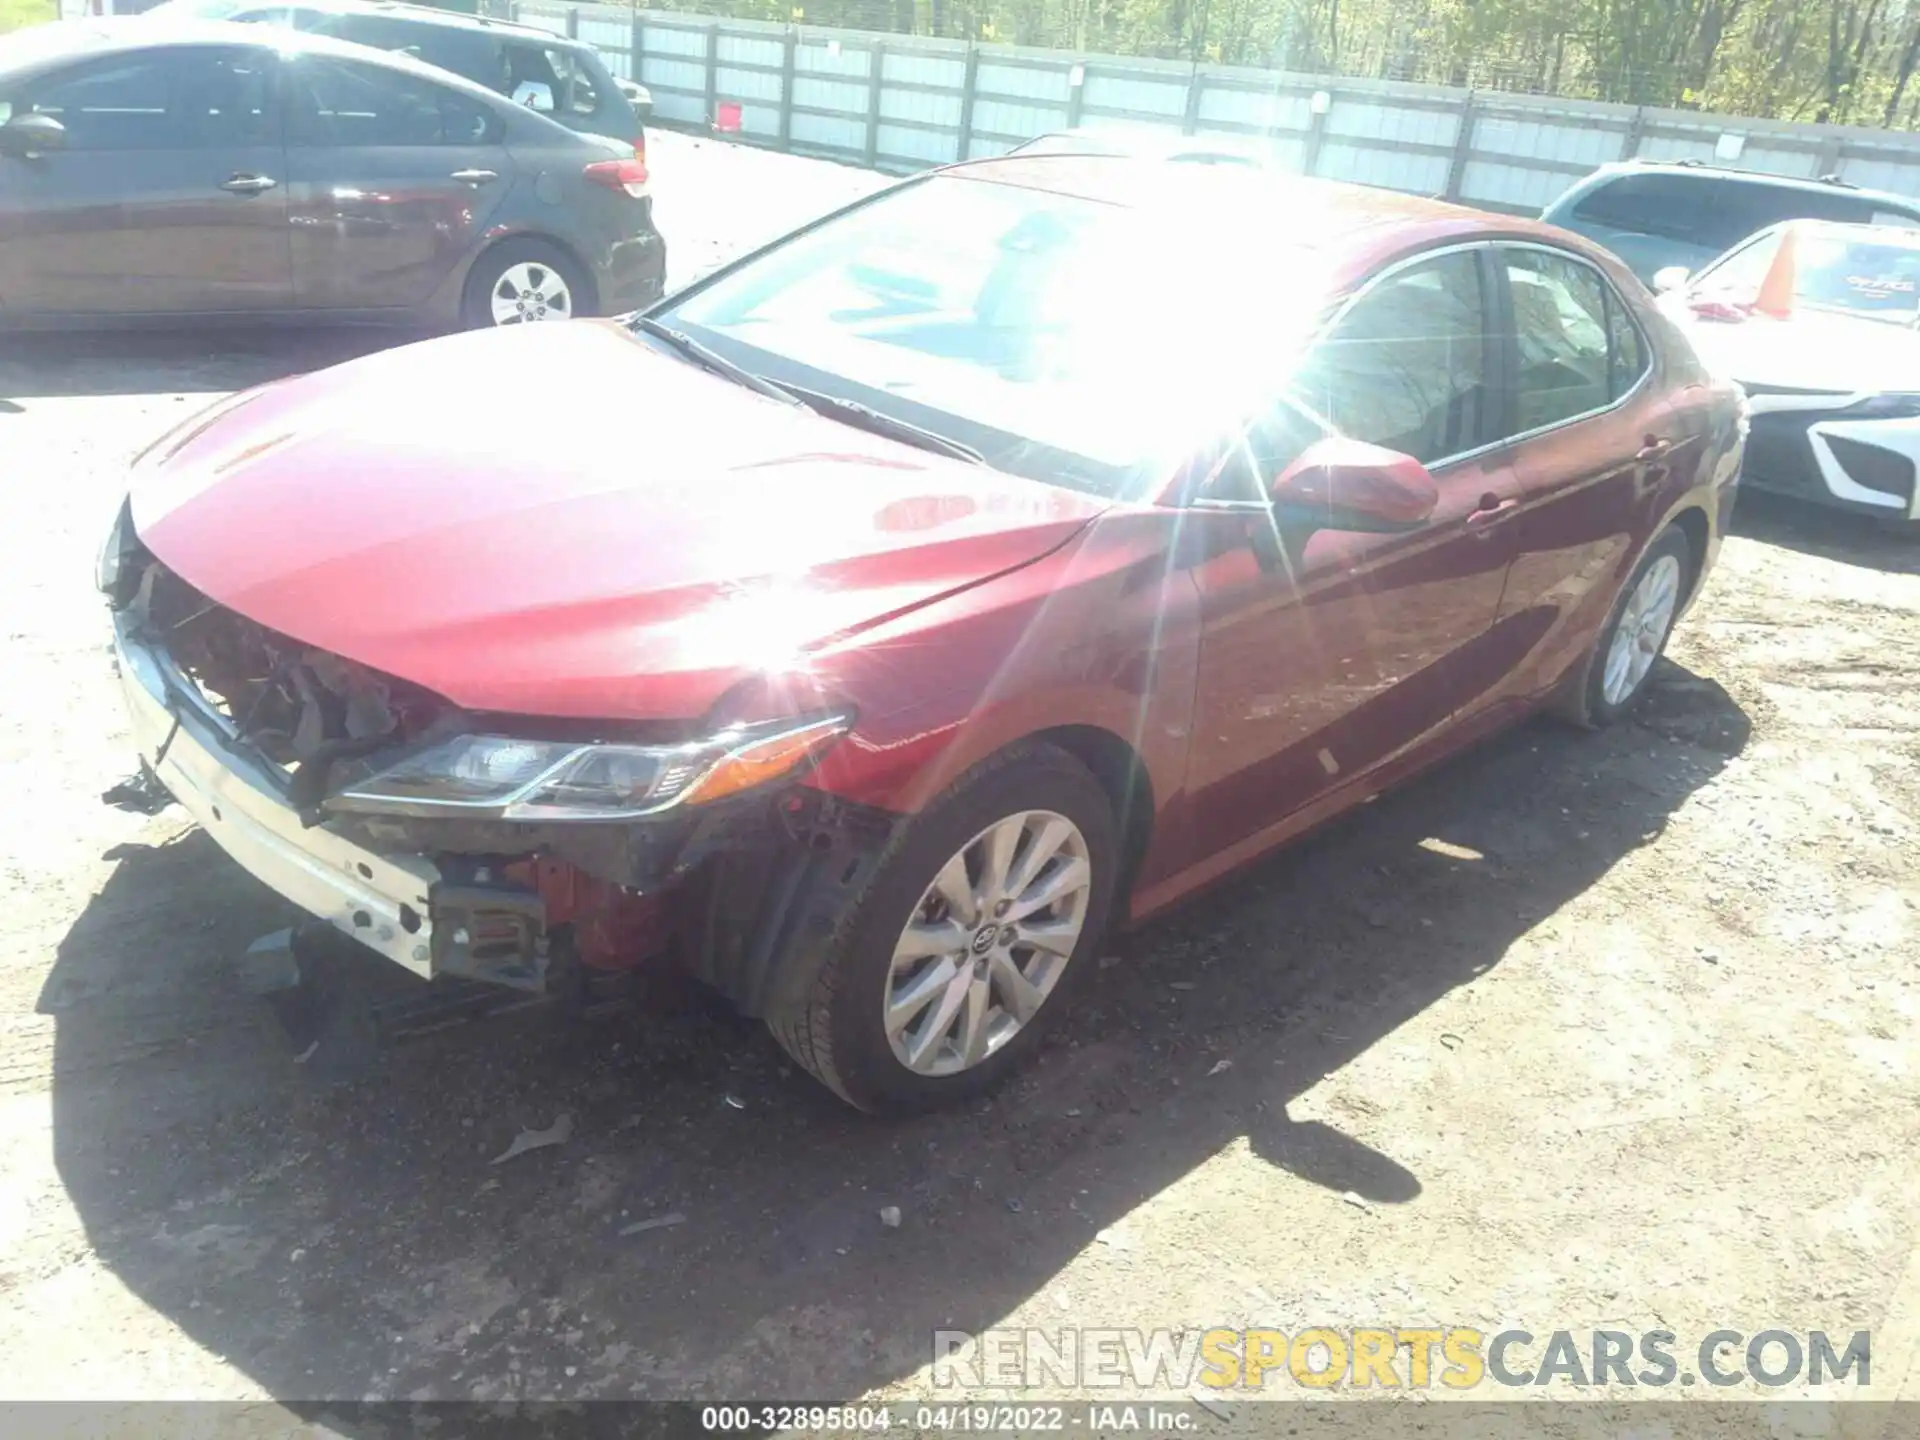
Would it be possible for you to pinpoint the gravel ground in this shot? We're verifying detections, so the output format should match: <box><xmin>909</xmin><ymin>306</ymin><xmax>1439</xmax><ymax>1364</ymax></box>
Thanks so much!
<box><xmin>1</xmin><ymin>133</ymin><xmax>1917</xmax><ymax>1422</ymax></box>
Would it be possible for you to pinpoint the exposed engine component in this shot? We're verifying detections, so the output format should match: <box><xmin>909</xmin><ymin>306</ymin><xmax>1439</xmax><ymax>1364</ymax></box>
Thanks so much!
<box><xmin>139</xmin><ymin>561</ymin><xmax>448</xmax><ymax>773</ymax></box>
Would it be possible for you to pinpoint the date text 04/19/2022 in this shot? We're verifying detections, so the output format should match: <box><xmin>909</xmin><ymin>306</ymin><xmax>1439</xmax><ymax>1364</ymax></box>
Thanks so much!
<box><xmin>698</xmin><ymin>1404</ymin><xmax>1198</xmax><ymax>1432</ymax></box>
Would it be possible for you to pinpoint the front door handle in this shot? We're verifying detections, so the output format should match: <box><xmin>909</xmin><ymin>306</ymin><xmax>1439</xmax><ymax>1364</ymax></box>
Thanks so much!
<box><xmin>450</xmin><ymin>168</ymin><xmax>499</xmax><ymax>185</ymax></box>
<box><xmin>1637</xmin><ymin>435</ymin><xmax>1673</xmax><ymax>463</ymax></box>
<box><xmin>1465</xmin><ymin>494</ymin><xmax>1519</xmax><ymax>532</ymax></box>
<box><xmin>220</xmin><ymin>173</ymin><xmax>277</xmax><ymax>195</ymax></box>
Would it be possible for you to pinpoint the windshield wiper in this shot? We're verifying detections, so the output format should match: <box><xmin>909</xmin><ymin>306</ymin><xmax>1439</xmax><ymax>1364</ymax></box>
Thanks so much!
<box><xmin>779</xmin><ymin>383</ymin><xmax>985</xmax><ymax>465</ymax></box>
<box><xmin>630</xmin><ymin>317</ymin><xmax>801</xmax><ymax>406</ymax></box>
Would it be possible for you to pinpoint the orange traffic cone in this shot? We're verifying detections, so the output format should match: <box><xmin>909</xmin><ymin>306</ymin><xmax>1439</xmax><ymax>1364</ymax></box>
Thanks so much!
<box><xmin>1754</xmin><ymin>222</ymin><xmax>1801</xmax><ymax>319</ymax></box>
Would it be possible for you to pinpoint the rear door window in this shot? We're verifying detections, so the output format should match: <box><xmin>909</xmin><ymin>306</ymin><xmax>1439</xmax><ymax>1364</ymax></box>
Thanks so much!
<box><xmin>286</xmin><ymin>55</ymin><xmax>501</xmax><ymax>146</ymax></box>
<box><xmin>1500</xmin><ymin>245</ymin><xmax>1648</xmax><ymax>431</ymax></box>
<box><xmin>1606</xmin><ymin>291</ymin><xmax>1649</xmax><ymax>400</ymax></box>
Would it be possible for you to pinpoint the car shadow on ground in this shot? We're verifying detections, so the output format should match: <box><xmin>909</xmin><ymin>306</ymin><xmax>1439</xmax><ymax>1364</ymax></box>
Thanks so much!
<box><xmin>42</xmin><ymin>665</ymin><xmax>1748</xmax><ymax>1406</ymax></box>
<box><xmin>0</xmin><ymin>328</ymin><xmax>432</xmax><ymax>403</ymax></box>
<box><xmin>1730</xmin><ymin>488</ymin><xmax>1920</xmax><ymax>575</ymax></box>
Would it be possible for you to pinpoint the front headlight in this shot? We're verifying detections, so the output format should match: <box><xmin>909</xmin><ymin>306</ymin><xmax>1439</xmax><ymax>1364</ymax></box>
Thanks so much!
<box><xmin>323</xmin><ymin>713</ymin><xmax>853</xmax><ymax>822</ymax></box>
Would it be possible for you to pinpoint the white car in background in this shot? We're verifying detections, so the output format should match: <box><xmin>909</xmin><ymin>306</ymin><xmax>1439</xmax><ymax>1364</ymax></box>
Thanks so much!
<box><xmin>1656</xmin><ymin>220</ymin><xmax>1920</xmax><ymax>534</ymax></box>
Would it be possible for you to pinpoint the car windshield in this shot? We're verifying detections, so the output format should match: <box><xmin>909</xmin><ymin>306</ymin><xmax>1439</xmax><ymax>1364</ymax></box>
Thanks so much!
<box><xmin>1794</xmin><ymin>234</ymin><xmax>1920</xmax><ymax>322</ymax></box>
<box><xmin>1695</xmin><ymin>228</ymin><xmax>1920</xmax><ymax>324</ymax></box>
<box><xmin>654</xmin><ymin>172</ymin><xmax>1328</xmax><ymax>496</ymax></box>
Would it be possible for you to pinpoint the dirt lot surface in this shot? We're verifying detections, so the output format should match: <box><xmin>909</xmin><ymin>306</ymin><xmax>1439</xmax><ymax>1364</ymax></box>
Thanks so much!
<box><xmin>1</xmin><ymin>133</ymin><xmax>1917</xmax><ymax>1424</ymax></box>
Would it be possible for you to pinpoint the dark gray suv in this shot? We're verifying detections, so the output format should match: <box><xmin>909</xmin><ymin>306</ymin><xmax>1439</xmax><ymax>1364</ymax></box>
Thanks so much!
<box><xmin>1543</xmin><ymin>160</ymin><xmax>1920</xmax><ymax>285</ymax></box>
<box><xmin>144</xmin><ymin>0</ymin><xmax>650</xmax><ymax>155</ymax></box>
<box><xmin>0</xmin><ymin>22</ymin><xmax>665</xmax><ymax>330</ymax></box>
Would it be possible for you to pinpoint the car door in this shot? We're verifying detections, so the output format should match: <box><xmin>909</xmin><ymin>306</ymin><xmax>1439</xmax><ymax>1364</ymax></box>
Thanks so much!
<box><xmin>1181</xmin><ymin>246</ymin><xmax>1525</xmax><ymax>856</ymax></box>
<box><xmin>0</xmin><ymin>44</ymin><xmax>290</xmax><ymax>316</ymax></box>
<box><xmin>1483</xmin><ymin>243</ymin><xmax>1672</xmax><ymax>710</ymax></box>
<box><xmin>279</xmin><ymin>52</ymin><xmax>515</xmax><ymax>312</ymax></box>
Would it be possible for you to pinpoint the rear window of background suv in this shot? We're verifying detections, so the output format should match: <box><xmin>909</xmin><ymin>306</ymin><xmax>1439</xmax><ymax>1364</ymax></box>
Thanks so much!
<box><xmin>503</xmin><ymin>42</ymin><xmax>605</xmax><ymax>119</ymax></box>
<box><xmin>1570</xmin><ymin>172</ymin><xmax>1918</xmax><ymax>251</ymax></box>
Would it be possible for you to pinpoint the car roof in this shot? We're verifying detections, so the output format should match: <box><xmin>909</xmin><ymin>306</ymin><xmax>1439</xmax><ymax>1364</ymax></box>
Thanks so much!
<box><xmin>257</xmin><ymin>0</ymin><xmax>577</xmax><ymax>45</ymax></box>
<box><xmin>1012</xmin><ymin>128</ymin><xmax>1272</xmax><ymax>162</ymax></box>
<box><xmin>940</xmin><ymin>153</ymin><xmax>1599</xmax><ymax>280</ymax></box>
<box><xmin>1586</xmin><ymin>158</ymin><xmax>1920</xmax><ymax>210</ymax></box>
<box><xmin>0</xmin><ymin>17</ymin><xmax>544</xmax><ymax>95</ymax></box>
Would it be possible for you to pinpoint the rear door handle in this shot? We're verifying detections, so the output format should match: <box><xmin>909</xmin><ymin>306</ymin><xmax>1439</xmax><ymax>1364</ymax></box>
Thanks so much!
<box><xmin>220</xmin><ymin>173</ymin><xmax>277</xmax><ymax>195</ymax></box>
<box><xmin>450</xmin><ymin>168</ymin><xmax>499</xmax><ymax>185</ymax></box>
<box><xmin>1637</xmin><ymin>436</ymin><xmax>1673</xmax><ymax>462</ymax></box>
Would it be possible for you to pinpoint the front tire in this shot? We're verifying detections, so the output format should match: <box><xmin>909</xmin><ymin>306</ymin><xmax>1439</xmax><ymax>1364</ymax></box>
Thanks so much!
<box><xmin>1557</xmin><ymin>525</ymin><xmax>1692</xmax><ymax>728</ymax></box>
<box><xmin>768</xmin><ymin>744</ymin><xmax>1118</xmax><ymax>1116</ymax></box>
<box><xmin>461</xmin><ymin>240</ymin><xmax>593</xmax><ymax>330</ymax></box>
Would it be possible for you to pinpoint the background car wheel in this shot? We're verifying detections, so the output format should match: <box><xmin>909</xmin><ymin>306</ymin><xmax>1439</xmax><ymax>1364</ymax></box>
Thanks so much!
<box><xmin>1556</xmin><ymin>525</ymin><xmax>1692</xmax><ymax>728</ymax></box>
<box><xmin>767</xmin><ymin>743</ymin><xmax>1119</xmax><ymax>1116</ymax></box>
<box><xmin>462</xmin><ymin>240</ymin><xmax>593</xmax><ymax>330</ymax></box>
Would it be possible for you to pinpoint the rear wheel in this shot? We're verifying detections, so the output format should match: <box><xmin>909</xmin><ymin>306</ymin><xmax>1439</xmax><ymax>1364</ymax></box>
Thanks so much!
<box><xmin>461</xmin><ymin>240</ymin><xmax>592</xmax><ymax>330</ymax></box>
<box><xmin>1556</xmin><ymin>525</ymin><xmax>1691</xmax><ymax>728</ymax></box>
<box><xmin>768</xmin><ymin>744</ymin><xmax>1118</xmax><ymax>1116</ymax></box>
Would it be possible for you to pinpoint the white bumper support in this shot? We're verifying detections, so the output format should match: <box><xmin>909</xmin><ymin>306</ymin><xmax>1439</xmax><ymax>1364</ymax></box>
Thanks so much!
<box><xmin>112</xmin><ymin>611</ymin><xmax>439</xmax><ymax>978</ymax></box>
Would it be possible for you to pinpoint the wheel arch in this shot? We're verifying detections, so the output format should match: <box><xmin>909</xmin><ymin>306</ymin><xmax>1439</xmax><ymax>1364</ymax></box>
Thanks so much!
<box><xmin>1666</xmin><ymin>504</ymin><xmax>1710</xmax><ymax>601</ymax></box>
<box><xmin>1024</xmin><ymin>724</ymin><xmax>1156</xmax><ymax>908</ymax></box>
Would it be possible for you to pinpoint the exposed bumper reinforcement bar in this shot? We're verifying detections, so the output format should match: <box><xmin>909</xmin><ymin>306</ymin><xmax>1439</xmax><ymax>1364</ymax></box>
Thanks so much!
<box><xmin>113</xmin><ymin>610</ymin><xmax>441</xmax><ymax>978</ymax></box>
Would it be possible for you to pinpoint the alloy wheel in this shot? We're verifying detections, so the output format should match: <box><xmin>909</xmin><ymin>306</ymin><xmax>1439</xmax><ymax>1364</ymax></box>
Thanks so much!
<box><xmin>884</xmin><ymin>810</ymin><xmax>1092</xmax><ymax>1077</ymax></box>
<box><xmin>490</xmin><ymin>262</ymin><xmax>573</xmax><ymax>326</ymax></box>
<box><xmin>1602</xmin><ymin>553</ymin><xmax>1682</xmax><ymax>706</ymax></box>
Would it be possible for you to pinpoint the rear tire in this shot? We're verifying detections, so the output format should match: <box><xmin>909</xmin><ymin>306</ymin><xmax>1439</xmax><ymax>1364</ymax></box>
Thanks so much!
<box><xmin>767</xmin><ymin>743</ymin><xmax>1118</xmax><ymax>1116</ymax></box>
<box><xmin>461</xmin><ymin>239</ymin><xmax>594</xmax><ymax>330</ymax></box>
<box><xmin>1553</xmin><ymin>525</ymin><xmax>1692</xmax><ymax>729</ymax></box>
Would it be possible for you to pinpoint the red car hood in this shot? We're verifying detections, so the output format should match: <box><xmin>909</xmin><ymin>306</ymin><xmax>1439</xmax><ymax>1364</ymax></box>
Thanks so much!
<box><xmin>130</xmin><ymin>322</ymin><xmax>1108</xmax><ymax>720</ymax></box>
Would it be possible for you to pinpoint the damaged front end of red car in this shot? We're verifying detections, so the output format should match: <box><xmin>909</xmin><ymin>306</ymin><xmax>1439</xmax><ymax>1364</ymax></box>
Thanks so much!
<box><xmin>105</xmin><ymin>530</ymin><xmax>902</xmax><ymax>1057</ymax></box>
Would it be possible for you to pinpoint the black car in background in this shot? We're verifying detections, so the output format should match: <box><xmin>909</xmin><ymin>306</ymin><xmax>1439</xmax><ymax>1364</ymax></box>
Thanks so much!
<box><xmin>142</xmin><ymin>0</ymin><xmax>651</xmax><ymax>149</ymax></box>
<box><xmin>0</xmin><ymin>22</ymin><xmax>665</xmax><ymax>329</ymax></box>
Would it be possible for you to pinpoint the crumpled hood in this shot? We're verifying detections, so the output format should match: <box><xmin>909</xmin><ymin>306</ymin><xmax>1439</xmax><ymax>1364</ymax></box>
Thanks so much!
<box><xmin>130</xmin><ymin>322</ymin><xmax>1108</xmax><ymax>720</ymax></box>
<box><xmin>1667</xmin><ymin>301</ymin><xmax>1920</xmax><ymax>395</ymax></box>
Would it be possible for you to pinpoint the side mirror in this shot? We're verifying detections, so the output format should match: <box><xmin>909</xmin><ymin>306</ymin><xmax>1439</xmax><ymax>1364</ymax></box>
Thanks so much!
<box><xmin>0</xmin><ymin>112</ymin><xmax>66</xmax><ymax>156</ymax></box>
<box><xmin>1652</xmin><ymin>265</ymin><xmax>1691</xmax><ymax>295</ymax></box>
<box><xmin>1269</xmin><ymin>437</ymin><xmax>1439</xmax><ymax>534</ymax></box>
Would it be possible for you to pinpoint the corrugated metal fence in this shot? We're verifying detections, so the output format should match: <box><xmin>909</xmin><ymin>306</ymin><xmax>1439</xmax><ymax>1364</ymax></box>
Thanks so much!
<box><xmin>509</xmin><ymin>3</ymin><xmax>1920</xmax><ymax>212</ymax></box>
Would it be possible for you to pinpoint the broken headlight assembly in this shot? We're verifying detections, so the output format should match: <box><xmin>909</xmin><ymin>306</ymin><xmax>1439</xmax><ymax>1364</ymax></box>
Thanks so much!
<box><xmin>322</xmin><ymin>713</ymin><xmax>853</xmax><ymax>822</ymax></box>
<box><xmin>96</xmin><ymin>495</ymin><xmax>137</xmax><ymax>602</ymax></box>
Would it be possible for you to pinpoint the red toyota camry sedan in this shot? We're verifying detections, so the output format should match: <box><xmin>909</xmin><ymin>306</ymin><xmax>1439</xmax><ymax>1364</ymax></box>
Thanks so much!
<box><xmin>99</xmin><ymin>157</ymin><xmax>1745</xmax><ymax>1114</ymax></box>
